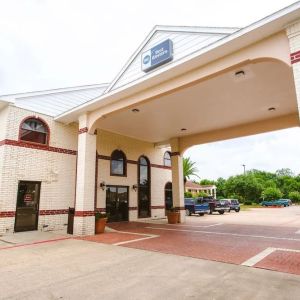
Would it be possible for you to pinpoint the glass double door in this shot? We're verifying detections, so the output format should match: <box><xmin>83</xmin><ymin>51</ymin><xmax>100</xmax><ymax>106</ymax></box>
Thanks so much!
<box><xmin>106</xmin><ymin>186</ymin><xmax>129</xmax><ymax>222</ymax></box>
<box><xmin>15</xmin><ymin>181</ymin><xmax>41</xmax><ymax>232</ymax></box>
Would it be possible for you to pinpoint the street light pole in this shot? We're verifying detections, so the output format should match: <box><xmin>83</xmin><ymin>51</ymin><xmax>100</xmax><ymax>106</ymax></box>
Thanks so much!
<box><xmin>242</xmin><ymin>164</ymin><xmax>246</xmax><ymax>175</ymax></box>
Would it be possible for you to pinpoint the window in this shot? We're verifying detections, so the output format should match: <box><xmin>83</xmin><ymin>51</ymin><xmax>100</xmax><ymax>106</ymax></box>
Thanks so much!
<box><xmin>20</xmin><ymin>118</ymin><xmax>49</xmax><ymax>144</ymax></box>
<box><xmin>110</xmin><ymin>150</ymin><xmax>126</xmax><ymax>176</ymax></box>
<box><xmin>138</xmin><ymin>156</ymin><xmax>151</xmax><ymax>218</ymax></box>
<box><xmin>163</xmin><ymin>151</ymin><xmax>171</xmax><ymax>167</ymax></box>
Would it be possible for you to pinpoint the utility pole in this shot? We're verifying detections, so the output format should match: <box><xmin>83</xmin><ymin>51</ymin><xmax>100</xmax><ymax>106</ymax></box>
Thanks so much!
<box><xmin>242</xmin><ymin>164</ymin><xmax>246</xmax><ymax>175</ymax></box>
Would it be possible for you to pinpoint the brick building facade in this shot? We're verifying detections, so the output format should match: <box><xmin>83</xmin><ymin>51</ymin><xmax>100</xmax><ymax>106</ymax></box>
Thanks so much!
<box><xmin>1</xmin><ymin>3</ymin><xmax>300</xmax><ymax>235</ymax></box>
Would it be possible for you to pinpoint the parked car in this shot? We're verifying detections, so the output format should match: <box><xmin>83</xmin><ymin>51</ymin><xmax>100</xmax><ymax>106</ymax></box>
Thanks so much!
<box><xmin>201</xmin><ymin>197</ymin><xmax>230</xmax><ymax>214</ymax></box>
<box><xmin>184</xmin><ymin>198</ymin><xmax>210</xmax><ymax>216</ymax></box>
<box><xmin>261</xmin><ymin>199</ymin><xmax>291</xmax><ymax>207</ymax></box>
<box><xmin>222</xmin><ymin>199</ymin><xmax>240</xmax><ymax>212</ymax></box>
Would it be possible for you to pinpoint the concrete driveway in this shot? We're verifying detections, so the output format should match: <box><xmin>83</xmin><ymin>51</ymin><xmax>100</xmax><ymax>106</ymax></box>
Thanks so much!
<box><xmin>0</xmin><ymin>206</ymin><xmax>299</xmax><ymax>299</ymax></box>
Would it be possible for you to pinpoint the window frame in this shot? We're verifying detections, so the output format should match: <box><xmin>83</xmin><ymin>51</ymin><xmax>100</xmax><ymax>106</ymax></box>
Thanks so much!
<box><xmin>110</xmin><ymin>149</ymin><xmax>127</xmax><ymax>177</ymax></box>
<box><xmin>137</xmin><ymin>155</ymin><xmax>151</xmax><ymax>218</ymax></box>
<box><xmin>19</xmin><ymin>116</ymin><xmax>50</xmax><ymax>146</ymax></box>
<box><xmin>163</xmin><ymin>151</ymin><xmax>172</xmax><ymax>167</ymax></box>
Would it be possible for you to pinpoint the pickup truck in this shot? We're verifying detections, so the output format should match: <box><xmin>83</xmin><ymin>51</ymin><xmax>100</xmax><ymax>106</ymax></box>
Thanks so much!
<box><xmin>202</xmin><ymin>197</ymin><xmax>230</xmax><ymax>214</ymax></box>
<box><xmin>184</xmin><ymin>198</ymin><xmax>210</xmax><ymax>216</ymax></box>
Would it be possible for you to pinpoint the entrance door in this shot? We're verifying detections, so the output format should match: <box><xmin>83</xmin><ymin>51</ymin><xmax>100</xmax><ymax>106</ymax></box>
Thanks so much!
<box><xmin>15</xmin><ymin>181</ymin><xmax>41</xmax><ymax>232</ymax></box>
<box><xmin>106</xmin><ymin>186</ymin><xmax>129</xmax><ymax>222</ymax></box>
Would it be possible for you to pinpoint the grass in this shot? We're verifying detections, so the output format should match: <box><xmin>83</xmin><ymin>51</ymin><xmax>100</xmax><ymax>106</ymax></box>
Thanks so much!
<box><xmin>240</xmin><ymin>204</ymin><xmax>263</xmax><ymax>211</ymax></box>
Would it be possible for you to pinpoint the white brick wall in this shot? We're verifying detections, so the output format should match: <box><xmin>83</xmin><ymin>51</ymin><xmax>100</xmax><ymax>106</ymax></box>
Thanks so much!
<box><xmin>0</xmin><ymin>107</ymin><xmax>174</xmax><ymax>234</ymax></box>
<box><xmin>96</xmin><ymin>130</ymin><xmax>172</xmax><ymax>220</ymax></box>
<box><xmin>0</xmin><ymin>106</ymin><xmax>78</xmax><ymax>234</ymax></box>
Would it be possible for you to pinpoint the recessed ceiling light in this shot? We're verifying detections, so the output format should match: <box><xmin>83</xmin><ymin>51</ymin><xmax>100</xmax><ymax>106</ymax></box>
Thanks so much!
<box><xmin>268</xmin><ymin>107</ymin><xmax>276</xmax><ymax>112</ymax></box>
<box><xmin>235</xmin><ymin>70</ymin><xmax>245</xmax><ymax>77</ymax></box>
<box><xmin>181</xmin><ymin>128</ymin><xmax>187</xmax><ymax>131</ymax></box>
<box><xmin>132</xmin><ymin>108</ymin><xmax>140</xmax><ymax>113</ymax></box>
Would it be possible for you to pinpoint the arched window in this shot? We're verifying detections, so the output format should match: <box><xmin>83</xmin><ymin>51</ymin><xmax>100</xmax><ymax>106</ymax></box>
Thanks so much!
<box><xmin>138</xmin><ymin>156</ymin><xmax>151</xmax><ymax>218</ymax></box>
<box><xmin>163</xmin><ymin>151</ymin><xmax>171</xmax><ymax>167</ymax></box>
<box><xmin>110</xmin><ymin>150</ymin><xmax>126</xmax><ymax>176</ymax></box>
<box><xmin>20</xmin><ymin>117</ymin><xmax>49</xmax><ymax>145</ymax></box>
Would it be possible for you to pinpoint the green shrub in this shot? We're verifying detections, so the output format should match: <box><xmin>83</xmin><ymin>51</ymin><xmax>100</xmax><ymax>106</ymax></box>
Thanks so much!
<box><xmin>197</xmin><ymin>191</ymin><xmax>209</xmax><ymax>198</ymax></box>
<box><xmin>288</xmin><ymin>191</ymin><xmax>300</xmax><ymax>203</ymax></box>
<box><xmin>244</xmin><ymin>201</ymin><xmax>252</xmax><ymax>205</ymax></box>
<box><xmin>184</xmin><ymin>192</ymin><xmax>193</xmax><ymax>198</ymax></box>
<box><xmin>261</xmin><ymin>187</ymin><xmax>282</xmax><ymax>201</ymax></box>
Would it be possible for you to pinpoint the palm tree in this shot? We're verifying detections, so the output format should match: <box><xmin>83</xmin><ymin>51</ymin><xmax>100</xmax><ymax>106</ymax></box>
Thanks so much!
<box><xmin>183</xmin><ymin>157</ymin><xmax>200</xmax><ymax>184</ymax></box>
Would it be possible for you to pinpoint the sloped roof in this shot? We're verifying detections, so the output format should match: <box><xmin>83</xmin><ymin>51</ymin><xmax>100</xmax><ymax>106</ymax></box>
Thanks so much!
<box><xmin>105</xmin><ymin>25</ymin><xmax>239</xmax><ymax>93</ymax></box>
<box><xmin>185</xmin><ymin>181</ymin><xmax>216</xmax><ymax>189</ymax></box>
<box><xmin>0</xmin><ymin>83</ymin><xmax>108</xmax><ymax>117</ymax></box>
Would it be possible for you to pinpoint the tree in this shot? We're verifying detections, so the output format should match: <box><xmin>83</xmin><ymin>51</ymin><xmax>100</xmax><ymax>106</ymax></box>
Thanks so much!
<box><xmin>276</xmin><ymin>168</ymin><xmax>295</xmax><ymax>177</ymax></box>
<box><xmin>261</xmin><ymin>187</ymin><xmax>282</xmax><ymax>200</ymax></box>
<box><xmin>288</xmin><ymin>191</ymin><xmax>300</xmax><ymax>203</ymax></box>
<box><xmin>183</xmin><ymin>157</ymin><xmax>199</xmax><ymax>183</ymax></box>
<box><xmin>200</xmin><ymin>179</ymin><xmax>215</xmax><ymax>185</ymax></box>
<box><xmin>215</xmin><ymin>177</ymin><xmax>226</xmax><ymax>199</ymax></box>
<box><xmin>197</xmin><ymin>191</ymin><xmax>209</xmax><ymax>198</ymax></box>
<box><xmin>225</xmin><ymin>174</ymin><xmax>263</xmax><ymax>202</ymax></box>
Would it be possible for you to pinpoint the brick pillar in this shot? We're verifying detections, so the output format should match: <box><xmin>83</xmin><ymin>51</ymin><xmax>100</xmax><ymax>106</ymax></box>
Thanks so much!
<box><xmin>73</xmin><ymin>114</ymin><xmax>97</xmax><ymax>236</ymax></box>
<box><xmin>170</xmin><ymin>138</ymin><xmax>185</xmax><ymax>223</ymax></box>
<box><xmin>287</xmin><ymin>20</ymin><xmax>300</xmax><ymax>118</ymax></box>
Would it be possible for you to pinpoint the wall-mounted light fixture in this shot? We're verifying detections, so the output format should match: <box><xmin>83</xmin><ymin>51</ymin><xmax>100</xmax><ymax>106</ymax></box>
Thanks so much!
<box><xmin>235</xmin><ymin>70</ymin><xmax>245</xmax><ymax>78</ymax></box>
<box><xmin>100</xmin><ymin>181</ymin><xmax>106</xmax><ymax>190</ymax></box>
<box><xmin>132</xmin><ymin>184</ymin><xmax>138</xmax><ymax>192</ymax></box>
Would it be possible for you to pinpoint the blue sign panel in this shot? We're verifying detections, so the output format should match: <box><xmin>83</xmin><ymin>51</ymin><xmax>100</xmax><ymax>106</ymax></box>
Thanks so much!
<box><xmin>141</xmin><ymin>39</ymin><xmax>173</xmax><ymax>72</ymax></box>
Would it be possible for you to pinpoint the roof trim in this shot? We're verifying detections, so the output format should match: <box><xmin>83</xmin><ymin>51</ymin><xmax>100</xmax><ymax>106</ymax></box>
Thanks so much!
<box><xmin>104</xmin><ymin>25</ymin><xmax>238</xmax><ymax>93</ymax></box>
<box><xmin>0</xmin><ymin>83</ymin><xmax>109</xmax><ymax>101</ymax></box>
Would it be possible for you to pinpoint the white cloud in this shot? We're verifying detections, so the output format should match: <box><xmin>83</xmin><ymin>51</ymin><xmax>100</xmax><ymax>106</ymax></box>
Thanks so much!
<box><xmin>185</xmin><ymin>127</ymin><xmax>300</xmax><ymax>180</ymax></box>
<box><xmin>0</xmin><ymin>0</ymin><xmax>299</xmax><ymax>179</ymax></box>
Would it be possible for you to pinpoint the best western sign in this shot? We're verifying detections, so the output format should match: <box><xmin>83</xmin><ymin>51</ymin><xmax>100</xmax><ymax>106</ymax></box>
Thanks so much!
<box><xmin>141</xmin><ymin>39</ymin><xmax>173</xmax><ymax>72</ymax></box>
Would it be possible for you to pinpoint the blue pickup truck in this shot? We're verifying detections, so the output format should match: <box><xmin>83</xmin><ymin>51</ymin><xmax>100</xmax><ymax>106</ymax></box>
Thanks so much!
<box><xmin>184</xmin><ymin>198</ymin><xmax>210</xmax><ymax>216</ymax></box>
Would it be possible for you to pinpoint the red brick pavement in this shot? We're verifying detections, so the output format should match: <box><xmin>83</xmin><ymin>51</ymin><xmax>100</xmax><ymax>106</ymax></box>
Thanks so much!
<box><xmin>255</xmin><ymin>250</ymin><xmax>300</xmax><ymax>275</ymax></box>
<box><xmin>100</xmin><ymin>221</ymin><xmax>300</xmax><ymax>275</ymax></box>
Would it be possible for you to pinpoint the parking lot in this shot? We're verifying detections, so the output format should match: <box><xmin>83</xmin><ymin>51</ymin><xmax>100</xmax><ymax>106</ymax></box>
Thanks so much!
<box><xmin>0</xmin><ymin>206</ymin><xmax>300</xmax><ymax>299</ymax></box>
<box><xmin>82</xmin><ymin>206</ymin><xmax>300</xmax><ymax>276</ymax></box>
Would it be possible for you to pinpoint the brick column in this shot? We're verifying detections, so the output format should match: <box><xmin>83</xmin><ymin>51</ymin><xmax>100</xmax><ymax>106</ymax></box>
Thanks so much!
<box><xmin>287</xmin><ymin>20</ymin><xmax>300</xmax><ymax>117</ymax></box>
<box><xmin>170</xmin><ymin>138</ymin><xmax>185</xmax><ymax>223</ymax></box>
<box><xmin>73</xmin><ymin>114</ymin><xmax>97</xmax><ymax>235</ymax></box>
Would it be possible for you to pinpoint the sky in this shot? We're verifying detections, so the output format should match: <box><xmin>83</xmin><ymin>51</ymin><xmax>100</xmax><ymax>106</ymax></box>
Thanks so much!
<box><xmin>0</xmin><ymin>0</ymin><xmax>299</xmax><ymax>180</ymax></box>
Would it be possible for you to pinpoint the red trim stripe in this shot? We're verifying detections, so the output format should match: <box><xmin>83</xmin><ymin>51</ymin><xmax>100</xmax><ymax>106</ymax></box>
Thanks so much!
<box><xmin>78</xmin><ymin>127</ymin><xmax>88</xmax><ymax>134</ymax></box>
<box><xmin>97</xmin><ymin>155</ymin><xmax>171</xmax><ymax>170</ymax></box>
<box><xmin>151</xmin><ymin>205</ymin><xmax>165</xmax><ymax>209</ymax></box>
<box><xmin>175</xmin><ymin>206</ymin><xmax>186</xmax><ymax>210</ymax></box>
<box><xmin>290</xmin><ymin>50</ymin><xmax>300</xmax><ymax>64</ymax></box>
<box><xmin>0</xmin><ymin>211</ymin><xmax>15</xmax><ymax>218</ymax></box>
<box><xmin>39</xmin><ymin>209</ymin><xmax>69</xmax><ymax>215</ymax></box>
<box><xmin>170</xmin><ymin>152</ymin><xmax>180</xmax><ymax>156</ymax></box>
<box><xmin>0</xmin><ymin>139</ymin><xmax>77</xmax><ymax>155</ymax></box>
<box><xmin>74</xmin><ymin>211</ymin><xmax>95</xmax><ymax>217</ymax></box>
<box><xmin>129</xmin><ymin>207</ymin><xmax>138</xmax><ymax>211</ymax></box>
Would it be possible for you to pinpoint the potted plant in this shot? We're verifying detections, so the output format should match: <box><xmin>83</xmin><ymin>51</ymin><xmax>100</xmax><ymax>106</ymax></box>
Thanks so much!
<box><xmin>167</xmin><ymin>207</ymin><xmax>180</xmax><ymax>224</ymax></box>
<box><xmin>95</xmin><ymin>212</ymin><xmax>108</xmax><ymax>234</ymax></box>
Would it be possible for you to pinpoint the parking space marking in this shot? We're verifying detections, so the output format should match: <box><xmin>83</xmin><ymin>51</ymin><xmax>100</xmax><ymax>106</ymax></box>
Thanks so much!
<box><xmin>145</xmin><ymin>226</ymin><xmax>300</xmax><ymax>242</ymax></box>
<box><xmin>242</xmin><ymin>248</ymin><xmax>276</xmax><ymax>266</ymax></box>
<box><xmin>166</xmin><ymin>223</ymin><xmax>223</xmax><ymax>228</ymax></box>
<box><xmin>112</xmin><ymin>231</ymin><xmax>159</xmax><ymax>246</ymax></box>
<box><xmin>242</xmin><ymin>247</ymin><xmax>300</xmax><ymax>267</ymax></box>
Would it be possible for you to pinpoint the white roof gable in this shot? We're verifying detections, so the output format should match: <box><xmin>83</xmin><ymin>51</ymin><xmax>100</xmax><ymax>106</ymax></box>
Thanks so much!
<box><xmin>105</xmin><ymin>26</ymin><xmax>239</xmax><ymax>93</ymax></box>
<box><xmin>0</xmin><ymin>84</ymin><xmax>108</xmax><ymax>117</ymax></box>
